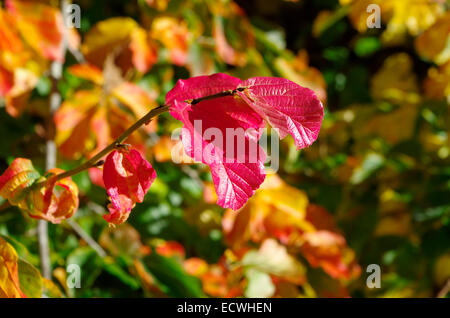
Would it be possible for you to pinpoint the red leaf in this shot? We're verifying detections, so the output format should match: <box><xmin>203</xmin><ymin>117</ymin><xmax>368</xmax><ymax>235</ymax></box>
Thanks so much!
<box><xmin>166</xmin><ymin>73</ymin><xmax>266</xmax><ymax>210</ymax></box>
<box><xmin>166</xmin><ymin>73</ymin><xmax>323</xmax><ymax>210</ymax></box>
<box><xmin>103</xmin><ymin>148</ymin><xmax>156</xmax><ymax>224</ymax></box>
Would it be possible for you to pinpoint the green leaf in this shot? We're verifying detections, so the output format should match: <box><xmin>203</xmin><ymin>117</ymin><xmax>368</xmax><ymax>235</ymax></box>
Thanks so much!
<box><xmin>354</xmin><ymin>37</ymin><xmax>381</xmax><ymax>57</ymax></box>
<box><xmin>102</xmin><ymin>258</ymin><xmax>140</xmax><ymax>290</ymax></box>
<box><xmin>143</xmin><ymin>252</ymin><xmax>206</xmax><ymax>298</ymax></box>
<box><xmin>18</xmin><ymin>258</ymin><xmax>42</xmax><ymax>298</ymax></box>
<box><xmin>350</xmin><ymin>153</ymin><xmax>385</xmax><ymax>184</ymax></box>
<box><xmin>67</xmin><ymin>247</ymin><xmax>102</xmax><ymax>290</ymax></box>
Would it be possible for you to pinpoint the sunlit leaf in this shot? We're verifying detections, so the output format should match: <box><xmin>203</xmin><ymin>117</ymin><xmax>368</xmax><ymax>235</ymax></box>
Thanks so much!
<box><xmin>0</xmin><ymin>237</ymin><xmax>25</xmax><ymax>298</ymax></box>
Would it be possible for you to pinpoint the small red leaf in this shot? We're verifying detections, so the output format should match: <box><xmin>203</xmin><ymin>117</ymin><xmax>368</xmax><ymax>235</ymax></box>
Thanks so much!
<box><xmin>103</xmin><ymin>148</ymin><xmax>156</xmax><ymax>224</ymax></box>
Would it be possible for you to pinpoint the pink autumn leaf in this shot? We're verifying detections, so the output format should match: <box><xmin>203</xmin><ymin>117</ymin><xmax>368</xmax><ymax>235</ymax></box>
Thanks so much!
<box><xmin>189</xmin><ymin>94</ymin><xmax>266</xmax><ymax>210</ymax></box>
<box><xmin>166</xmin><ymin>74</ymin><xmax>267</xmax><ymax>210</ymax></box>
<box><xmin>166</xmin><ymin>73</ymin><xmax>323</xmax><ymax>210</ymax></box>
<box><xmin>238</xmin><ymin>77</ymin><xmax>324</xmax><ymax>150</ymax></box>
<box><xmin>102</xmin><ymin>148</ymin><xmax>156</xmax><ymax>225</ymax></box>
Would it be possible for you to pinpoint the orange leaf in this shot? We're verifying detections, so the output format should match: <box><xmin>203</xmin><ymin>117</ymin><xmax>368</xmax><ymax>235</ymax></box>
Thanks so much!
<box><xmin>301</xmin><ymin>230</ymin><xmax>361</xmax><ymax>280</ymax></box>
<box><xmin>6</xmin><ymin>0</ymin><xmax>64</xmax><ymax>62</ymax></box>
<box><xmin>424</xmin><ymin>61</ymin><xmax>450</xmax><ymax>101</ymax></box>
<box><xmin>155</xmin><ymin>241</ymin><xmax>185</xmax><ymax>259</ymax></box>
<box><xmin>415</xmin><ymin>12</ymin><xmax>450</xmax><ymax>65</ymax></box>
<box><xmin>129</xmin><ymin>28</ymin><xmax>158</xmax><ymax>73</ymax></box>
<box><xmin>111</xmin><ymin>82</ymin><xmax>157</xmax><ymax>120</ymax></box>
<box><xmin>223</xmin><ymin>174</ymin><xmax>311</xmax><ymax>249</ymax></box>
<box><xmin>151</xmin><ymin>16</ymin><xmax>190</xmax><ymax>66</ymax></box>
<box><xmin>68</xmin><ymin>63</ymin><xmax>104</xmax><ymax>85</ymax></box>
<box><xmin>55</xmin><ymin>90</ymin><xmax>101</xmax><ymax>159</ymax></box>
<box><xmin>0</xmin><ymin>159</ymin><xmax>79</xmax><ymax>223</ymax></box>
<box><xmin>184</xmin><ymin>258</ymin><xmax>209</xmax><ymax>277</ymax></box>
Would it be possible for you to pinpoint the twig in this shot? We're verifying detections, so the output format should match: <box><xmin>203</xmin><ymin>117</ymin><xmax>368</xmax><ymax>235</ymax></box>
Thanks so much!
<box><xmin>38</xmin><ymin>0</ymin><xmax>70</xmax><ymax>280</ymax></box>
<box><xmin>41</xmin><ymin>87</ymin><xmax>244</xmax><ymax>184</ymax></box>
<box><xmin>86</xmin><ymin>201</ymin><xmax>107</xmax><ymax>216</ymax></box>
<box><xmin>181</xmin><ymin>166</ymin><xmax>203</xmax><ymax>188</ymax></box>
<box><xmin>68</xmin><ymin>46</ymin><xmax>85</xmax><ymax>64</ymax></box>
<box><xmin>37</xmin><ymin>221</ymin><xmax>51</xmax><ymax>279</ymax></box>
<box><xmin>41</xmin><ymin>104</ymin><xmax>169</xmax><ymax>184</ymax></box>
<box><xmin>66</xmin><ymin>219</ymin><xmax>107</xmax><ymax>257</ymax></box>
<box><xmin>189</xmin><ymin>87</ymin><xmax>245</xmax><ymax>104</ymax></box>
<box><xmin>437</xmin><ymin>278</ymin><xmax>450</xmax><ymax>298</ymax></box>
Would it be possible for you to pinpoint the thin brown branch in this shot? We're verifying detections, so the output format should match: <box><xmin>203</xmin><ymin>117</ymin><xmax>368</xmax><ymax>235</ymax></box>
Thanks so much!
<box><xmin>44</xmin><ymin>104</ymin><xmax>169</xmax><ymax>184</ymax></box>
<box><xmin>437</xmin><ymin>278</ymin><xmax>450</xmax><ymax>298</ymax></box>
<box><xmin>42</xmin><ymin>87</ymin><xmax>243</xmax><ymax>184</ymax></box>
<box><xmin>66</xmin><ymin>219</ymin><xmax>107</xmax><ymax>257</ymax></box>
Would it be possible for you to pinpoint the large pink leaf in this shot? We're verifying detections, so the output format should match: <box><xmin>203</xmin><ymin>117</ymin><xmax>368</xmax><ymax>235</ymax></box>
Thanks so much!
<box><xmin>238</xmin><ymin>77</ymin><xmax>324</xmax><ymax>149</ymax></box>
<box><xmin>166</xmin><ymin>73</ymin><xmax>266</xmax><ymax>210</ymax></box>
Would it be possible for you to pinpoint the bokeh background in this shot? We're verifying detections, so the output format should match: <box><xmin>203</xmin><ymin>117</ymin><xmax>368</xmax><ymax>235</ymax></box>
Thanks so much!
<box><xmin>0</xmin><ymin>0</ymin><xmax>449</xmax><ymax>298</ymax></box>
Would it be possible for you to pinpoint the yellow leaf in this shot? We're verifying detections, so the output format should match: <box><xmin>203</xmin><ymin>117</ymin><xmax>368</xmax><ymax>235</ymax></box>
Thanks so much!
<box><xmin>0</xmin><ymin>237</ymin><xmax>25</xmax><ymax>298</ymax></box>
<box><xmin>223</xmin><ymin>174</ymin><xmax>311</xmax><ymax>249</ymax></box>
<box><xmin>111</xmin><ymin>82</ymin><xmax>157</xmax><ymax>120</ymax></box>
<box><xmin>81</xmin><ymin>17</ymin><xmax>139</xmax><ymax>68</ymax></box>
<box><xmin>434</xmin><ymin>252</ymin><xmax>450</xmax><ymax>287</ymax></box>
<box><xmin>415</xmin><ymin>12</ymin><xmax>450</xmax><ymax>65</ymax></box>
<box><xmin>370</xmin><ymin>53</ymin><xmax>420</xmax><ymax>104</ymax></box>
<box><xmin>344</xmin><ymin>0</ymin><xmax>445</xmax><ymax>44</ymax></box>
<box><xmin>381</xmin><ymin>0</ymin><xmax>445</xmax><ymax>43</ymax></box>
<box><xmin>0</xmin><ymin>160</ymin><xmax>79</xmax><ymax>223</ymax></box>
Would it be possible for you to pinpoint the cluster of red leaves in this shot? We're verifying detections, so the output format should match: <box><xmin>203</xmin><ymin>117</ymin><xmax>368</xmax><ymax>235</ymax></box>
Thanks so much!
<box><xmin>1</xmin><ymin>72</ymin><xmax>322</xmax><ymax>225</ymax></box>
<box><xmin>166</xmin><ymin>73</ymin><xmax>323</xmax><ymax>210</ymax></box>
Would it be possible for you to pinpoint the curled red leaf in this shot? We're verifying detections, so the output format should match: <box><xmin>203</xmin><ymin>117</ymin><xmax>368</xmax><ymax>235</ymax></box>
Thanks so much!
<box><xmin>103</xmin><ymin>148</ymin><xmax>156</xmax><ymax>225</ymax></box>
